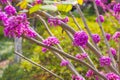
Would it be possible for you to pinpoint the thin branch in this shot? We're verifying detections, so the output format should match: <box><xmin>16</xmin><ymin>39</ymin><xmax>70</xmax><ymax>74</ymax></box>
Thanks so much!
<box><xmin>25</xmin><ymin>36</ymin><xmax>107</xmax><ymax>79</ymax></box>
<box><xmin>69</xmin><ymin>11</ymin><xmax>82</xmax><ymax>30</ymax></box>
<box><xmin>14</xmin><ymin>51</ymin><xmax>64</xmax><ymax>80</ymax></box>
<box><xmin>118</xmin><ymin>40</ymin><xmax>120</xmax><ymax>72</ymax></box>
<box><xmin>92</xmin><ymin>0</ymin><xmax>117</xmax><ymax>69</ymax></box>
<box><xmin>36</xmin><ymin>14</ymin><xmax>99</xmax><ymax>75</ymax></box>
<box><xmin>76</xmin><ymin>4</ymin><xmax>100</xmax><ymax>51</ymax></box>
<box><xmin>28</xmin><ymin>3</ymin><xmax>119</xmax><ymax>75</ymax></box>
<box><xmin>33</xmin><ymin>27</ymin><xmax>84</xmax><ymax>78</ymax></box>
<box><xmin>34</xmin><ymin>8</ymin><xmax>119</xmax><ymax>75</ymax></box>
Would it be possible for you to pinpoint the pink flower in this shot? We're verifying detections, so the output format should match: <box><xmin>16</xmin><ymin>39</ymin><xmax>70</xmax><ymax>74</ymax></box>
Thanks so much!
<box><xmin>106</xmin><ymin>33</ymin><xmax>111</xmax><ymax>41</ymax></box>
<box><xmin>113</xmin><ymin>3</ymin><xmax>120</xmax><ymax>14</ymax></box>
<box><xmin>96</xmin><ymin>15</ymin><xmax>104</xmax><ymax>23</ymax></box>
<box><xmin>3</xmin><ymin>13</ymin><xmax>36</xmax><ymax>38</ymax></box>
<box><xmin>99</xmin><ymin>56</ymin><xmax>111</xmax><ymax>67</ymax></box>
<box><xmin>106</xmin><ymin>72</ymin><xmax>120</xmax><ymax>80</ymax></box>
<box><xmin>112</xmin><ymin>31</ymin><xmax>120</xmax><ymax>42</ymax></box>
<box><xmin>43</xmin><ymin>37</ymin><xmax>59</xmax><ymax>46</ymax></box>
<box><xmin>4</xmin><ymin>5</ymin><xmax>16</xmax><ymax>15</ymax></box>
<box><xmin>95</xmin><ymin>0</ymin><xmax>101</xmax><ymax>6</ymax></box>
<box><xmin>92</xmin><ymin>34</ymin><xmax>100</xmax><ymax>44</ymax></box>
<box><xmin>72</xmin><ymin>75</ymin><xmax>84</xmax><ymax>80</ymax></box>
<box><xmin>42</xmin><ymin>47</ymin><xmax>48</xmax><ymax>53</ymax></box>
<box><xmin>75</xmin><ymin>53</ymin><xmax>88</xmax><ymax>60</ymax></box>
<box><xmin>0</xmin><ymin>12</ymin><xmax>8</xmax><ymax>21</ymax></box>
<box><xmin>0</xmin><ymin>0</ymin><xmax>10</xmax><ymax>4</ymax></box>
<box><xmin>60</xmin><ymin>60</ymin><xmax>69</xmax><ymax>66</ymax></box>
<box><xmin>73</xmin><ymin>31</ymin><xmax>88</xmax><ymax>47</ymax></box>
<box><xmin>109</xmin><ymin>47</ymin><xmax>117</xmax><ymax>56</ymax></box>
<box><xmin>48</xmin><ymin>17</ymin><xmax>69</xmax><ymax>26</ymax></box>
<box><xmin>86</xmin><ymin>69</ymin><xmax>94</xmax><ymax>78</ymax></box>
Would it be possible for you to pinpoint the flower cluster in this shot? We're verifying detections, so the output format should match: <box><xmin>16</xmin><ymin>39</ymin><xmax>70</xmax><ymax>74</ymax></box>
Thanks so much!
<box><xmin>42</xmin><ymin>37</ymin><xmax>59</xmax><ymax>53</ymax></box>
<box><xmin>99</xmin><ymin>56</ymin><xmax>111</xmax><ymax>67</ymax></box>
<box><xmin>0</xmin><ymin>0</ymin><xmax>11</xmax><ymax>4</ymax></box>
<box><xmin>101</xmin><ymin>0</ymin><xmax>108</xmax><ymax>4</ymax></box>
<box><xmin>73</xmin><ymin>31</ymin><xmax>88</xmax><ymax>47</ymax></box>
<box><xmin>4</xmin><ymin>14</ymin><xmax>36</xmax><ymax>38</ymax></box>
<box><xmin>75</xmin><ymin>53</ymin><xmax>88</xmax><ymax>60</ymax></box>
<box><xmin>113</xmin><ymin>3</ymin><xmax>120</xmax><ymax>14</ymax></box>
<box><xmin>106</xmin><ymin>33</ymin><xmax>111</xmax><ymax>41</ymax></box>
<box><xmin>48</xmin><ymin>17</ymin><xmax>69</xmax><ymax>26</ymax></box>
<box><xmin>92</xmin><ymin>34</ymin><xmax>100</xmax><ymax>44</ymax></box>
<box><xmin>32</xmin><ymin>0</ymin><xmax>42</xmax><ymax>5</ymax></box>
<box><xmin>42</xmin><ymin>47</ymin><xmax>48</xmax><ymax>53</ymax></box>
<box><xmin>4</xmin><ymin>5</ymin><xmax>16</xmax><ymax>15</ymax></box>
<box><xmin>0</xmin><ymin>5</ymin><xmax>36</xmax><ymax>38</ymax></box>
<box><xmin>109</xmin><ymin>47</ymin><xmax>117</xmax><ymax>56</ymax></box>
<box><xmin>86</xmin><ymin>69</ymin><xmax>94</xmax><ymax>78</ymax></box>
<box><xmin>95</xmin><ymin>0</ymin><xmax>101</xmax><ymax>6</ymax></box>
<box><xmin>96</xmin><ymin>15</ymin><xmax>104</xmax><ymax>23</ymax></box>
<box><xmin>60</xmin><ymin>60</ymin><xmax>69</xmax><ymax>66</ymax></box>
<box><xmin>112</xmin><ymin>31</ymin><xmax>120</xmax><ymax>42</ymax></box>
<box><xmin>43</xmin><ymin>37</ymin><xmax>59</xmax><ymax>46</ymax></box>
<box><xmin>106</xmin><ymin>72</ymin><xmax>120</xmax><ymax>80</ymax></box>
<box><xmin>0</xmin><ymin>12</ymin><xmax>7</xmax><ymax>21</ymax></box>
<box><xmin>72</xmin><ymin>75</ymin><xmax>84</xmax><ymax>80</ymax></box>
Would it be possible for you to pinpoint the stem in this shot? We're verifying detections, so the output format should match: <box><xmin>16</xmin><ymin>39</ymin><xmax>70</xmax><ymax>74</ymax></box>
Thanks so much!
<box><xmin>25</xmin><ymin>36</ymin><xmax>107</xmax><ymax>79</ymax></box>
<box><xmin>34</xmin><ymin>9</ymin><xmax>119</xmax><ymax>74</ymax></box>
<box><xmin>92</xmin><ymin>0</ymin><xmax>117</xmax><ymax>69</ymax></box>
<box><xmin>65</xmin><ymin>30</ymin><xmax>97</xmax><ymax>70</ymax></box>
<box><xmin>34</xmin><ymin>17</ymin><xmax>84</xmax><ymax>78</ymax></box>
<box><xmin>14</xmin><ymin>51</ymin><xmax>64</xmax><ymax>80</ymax></box>
<box><xmin>69</xmin><ymin>11</ymin><xmax>82</xmax><ymax>30</ymax></box>
<box><xmin>76</xmin><ymin>4</ymin><xmax>100</xmax><ymax>51</ymax></box>
<box><xmin>118</xmin><ymin>40</ymin><xmax>120</xmax><ymax>72</ymax></box>
<box><xmin>28</xmin><ymin>3</ymin><xmax>119</xmax><ymax>75</ymax></box>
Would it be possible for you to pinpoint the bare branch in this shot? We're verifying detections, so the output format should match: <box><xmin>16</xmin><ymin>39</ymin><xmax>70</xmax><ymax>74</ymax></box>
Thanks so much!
<box><xmin>14</xmin><ymin>51</ymin><xmax>64</xmax><ymax>80</ymax></box>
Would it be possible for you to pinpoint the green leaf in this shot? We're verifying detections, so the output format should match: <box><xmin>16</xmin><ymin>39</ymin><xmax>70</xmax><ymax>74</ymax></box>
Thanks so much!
<box><xmin>41</xmin><ymin>5</ymin><xmax>57</xmax><ymax>11</ymax></box>
<box><xmin>26</xmin><ymin>0</ymin><xmax>33</xmax><ymax>2</ymax></box>
<box><xmin>29</xmin><ymin>4</ymin><xmax>42</xmax><ymax>14</ymax></box>
<box><xmin>57</xmin><ymin>4</ymin><xmax>72</xmax><ymax>12</ymax></box>
<box><xmin>17</xmin><ymin>0</ymin><xmax>28</xmax><ymax>9</ymax></box>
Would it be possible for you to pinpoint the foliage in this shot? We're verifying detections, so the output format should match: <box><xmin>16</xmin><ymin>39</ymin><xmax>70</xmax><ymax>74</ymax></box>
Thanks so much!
<box><xmin>1</xmin><ymin>0</ymin><xmax>120</xmax><ymax>80</ymax></box>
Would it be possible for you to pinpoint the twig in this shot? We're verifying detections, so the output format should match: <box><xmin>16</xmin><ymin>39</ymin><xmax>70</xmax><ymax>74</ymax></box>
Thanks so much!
<box><xmin>25</xmin><ymin>36</ymin><xmax>107</xmax><ymax>79</ymax></box>
<box><xmin>14</xmin><ymin>51</ymin><xmax>64</xmax><ymax>80</ymax></box>
<box><xmin>92</xmin><ymin>0</ymin><xmax>117</xmax><ymax>69</ymax></box>
<box><xmin>76</xmin><ymin>4</ymin><xmax>100</xmax><ymax>51</ymax></box>
<box><xmin>34</xmin><ymin>9</ymin><xmax>119</xmax><ymax>75</ymax></box>
<box><xmin>69</xmin><ymin>11</ymin><xmax>82</xmax><ymax>30</ymax></box>
<box><xmin>28</xmin><ymin>3</ymin><xmax>119</xmax><ymax>75</ymax></box>
<box><xmin>118</xmin><ymin>39</ymin><xmax>120</xmax><ymax>72</ymax></box>
<box><xmin>33</xmin><ymin>16</ymin><xmax>84</xmax><ymax>78</ymax></box>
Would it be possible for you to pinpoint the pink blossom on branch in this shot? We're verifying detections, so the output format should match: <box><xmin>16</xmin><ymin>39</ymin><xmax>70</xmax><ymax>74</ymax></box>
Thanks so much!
<box><xmin>86</xmin><ymin>69</ymin><xmax>94</xmax><ymax>78</ymax></box>
<box><xmin>4</xmin><ymin>5</ymin><xmax>16</xmax><ymax>15</ymax></box>
<box><xmin>43</xmin><ymin>37</ymin><xmax>59</xmax><ymax>46</ymax></box>
<box><xmin>72</xmin><ymin>75</ymin><xmax>84</xmax><ymax>80</ymax></box>
<box><xmin>60</xmin><ymin>60</ymin><xmax>69</xmax><ymax>66</ymax></box>
<box><xmin>106</xmin><ymin>72</ymin><xmax>120</xmax><ymax>80</ymax></box>
<box><xmin>112</xmin><ymin>31</ymin><xmax>120</xmax><ymax>42</ymax></box>
<box><xmin>3</xmin><ymin>13</ymin><xmax>36</xmax><ymax>38</ymax></box>
<box><xmin>99</xmin><ymin>56</ymin><xmax>111</xmax><ymax>67</ymax></box>
<box><xmin>0</xmin><ymin>0</ymin><xmax>12</xmax><ymax>4</ymax></box>
<box><xmin>75</xmin><ymin>53</ymin><xmax>88</xmax><ymax>60</ymax></box>
<box><xmin>96</xmin><ymin>15</ymin><xmax>104</xmax><ymax>23</ymax></box>
<box><xmin>73</xmin><ymin>31</ymin><xmax>88</xmax><ymax>47</ymax></box>
<box><xmin>113</xmin><ymin>3</ymin><xmax>120</xmax><ymax>14</ymax></box>
<box><xmin>92</xmin><ymin>34</ymin><xmax>100</xmax><ymax>44</ymax></box>
<box><xmin>105</xmin><ymin>33</ymin><xmax>111</xmax><ymax>41</ymax></box>
<box><xmin>109</xmin><ymin>47</ymin><xmax>117</xmax><ymax>56</ymax></box>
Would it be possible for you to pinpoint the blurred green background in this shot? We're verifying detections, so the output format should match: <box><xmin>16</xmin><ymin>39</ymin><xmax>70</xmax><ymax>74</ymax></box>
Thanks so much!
<box><xmin>0</xmin><ymin>4</ymin><xmax>119</xmax><ymax>80</ymax></box>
